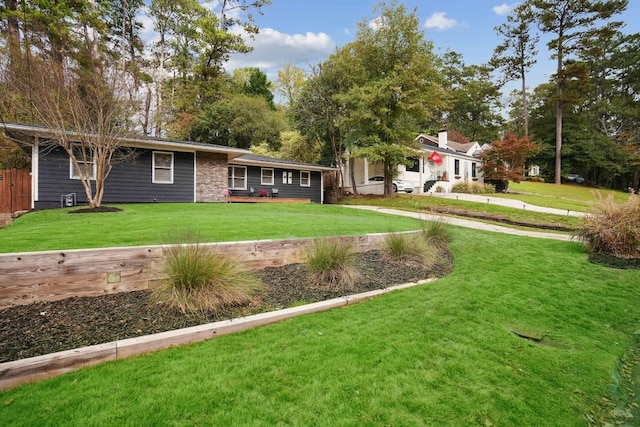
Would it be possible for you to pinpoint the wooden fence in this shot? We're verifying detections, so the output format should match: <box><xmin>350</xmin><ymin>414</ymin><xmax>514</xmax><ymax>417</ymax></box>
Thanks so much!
<box><xmin>0</xmin><ymin>233</ymin><xmax>397</xmax><ymax>309</ymax></box>
<box><xmin>0</xmin><ymin>169</ymin><xmax>31</xmax><ymax>214</ymax></box>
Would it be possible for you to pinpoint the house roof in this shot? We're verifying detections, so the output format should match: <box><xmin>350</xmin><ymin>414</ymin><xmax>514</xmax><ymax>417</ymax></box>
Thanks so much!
<box><xmin>415</xmin><ymin>133</ymin><xmax>483</xmax><ymax>160</ymax></box>
<box><xmin>1</xmin><ymin>122</ymin><xmax>251</xmax><ymax>160</ymax></box>
<box><xmin>231</xmin><ymin>154</ymin><xmax>336</xmax><ymax>172</ymax></box>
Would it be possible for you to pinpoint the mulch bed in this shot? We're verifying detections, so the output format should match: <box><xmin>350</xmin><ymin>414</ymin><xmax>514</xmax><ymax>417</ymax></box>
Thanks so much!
<box><xmin>0</xmin><ymin>250</ymin><xmax>454</xmax><ymax>363</ymax></box>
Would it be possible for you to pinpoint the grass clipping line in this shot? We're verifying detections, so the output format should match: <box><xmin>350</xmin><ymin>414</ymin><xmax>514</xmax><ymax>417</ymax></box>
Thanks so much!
<box><xmin>155</xmin><ymin>242</ymin><xmax>261</xmax><ymax>314</ymax></box>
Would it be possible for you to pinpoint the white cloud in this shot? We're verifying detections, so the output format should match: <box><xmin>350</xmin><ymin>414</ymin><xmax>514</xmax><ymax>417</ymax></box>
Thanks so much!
<box><xmin>493</xmin><ymin>3</ymin><xmax>515</xmax><ymax>16</ymax></box>
<box><xmin>424</xmin><ymin>12</ymin><xmax>458</xmax><ymax>31</ymax></box>
<box><xmin>226</xmin><ymin>28</ymin><xmax>335</xmax><ymax>72</ymax></box>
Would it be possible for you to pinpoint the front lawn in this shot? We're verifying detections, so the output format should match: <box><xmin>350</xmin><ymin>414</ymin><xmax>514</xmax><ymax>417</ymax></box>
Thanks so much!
<box><xmin>341</xmin><ymin>194</ymin><xmax>584</xmax><ymax>231</ymax></box>
<box><xmin>0</xmin><ymin>203</ymin><xmax>423</xmax><ymax>253</ymax></box>
<box><xmin>1</xmin><ymin>227</ymin><xmax>638</xmax><ymax>425</ymax></box>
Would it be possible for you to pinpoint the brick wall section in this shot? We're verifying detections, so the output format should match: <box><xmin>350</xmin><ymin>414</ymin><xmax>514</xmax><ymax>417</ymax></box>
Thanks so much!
<box><xmin>196</xmin><ymin>152</ymin><xmax>227</xmax><ymax>202</ymax></box>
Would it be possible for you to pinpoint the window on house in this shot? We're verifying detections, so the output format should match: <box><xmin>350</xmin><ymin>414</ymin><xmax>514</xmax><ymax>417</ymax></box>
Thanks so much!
<box><xmin>228</xmin><ymin>165</ymin><xmax>247</xmax><ymax>189</ymax></box>
<box><xmin>282</xmin><ymin>170</ymin><xmax>292</xmax><ymax>184</ymax></box>
<box><xmin>454</xmin><ymin>159</ymin><xmax>460</xmax><ymax>175</ymax></box>
<box><xmin>261</xmin><ymin>168</ymin><xmax>274</xmax><ymax>185</ymax></box>
<box><xmin>300</xmin><ymin>171</ymin><xmax>311</xmax><ymax>187</ymax></box>
<box><xmin>69</xmin><ymin>144</ymin><xmax>96</xmax><ymax>180</ymax></box>
<box><xmin>472</xmin><ymin>162</ymin><xmax>477</xmax><ymax>178</ymax></box>
<box><xmin>153</xmin><ymin>151</ymin><xmax>174</xmax><ymax>184</ymax></box>
<box><xmin>406</xmin><ymin>157</ymin><xmax>419</xmax><ymax>172</ymax></box>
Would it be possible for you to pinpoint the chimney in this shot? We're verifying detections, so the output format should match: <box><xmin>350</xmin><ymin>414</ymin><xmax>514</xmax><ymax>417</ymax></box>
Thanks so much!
<box><xmin>438</xmin><ymin>129</ymin><xmax>448</xmax><ymax>149</ymax></box>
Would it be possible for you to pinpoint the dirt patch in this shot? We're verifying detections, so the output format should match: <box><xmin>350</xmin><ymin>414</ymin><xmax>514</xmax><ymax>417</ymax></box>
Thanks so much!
<box><xmin>0</xmin><ymin>250</ymin><xmax>453</xmax><ymax>363</ymax></box>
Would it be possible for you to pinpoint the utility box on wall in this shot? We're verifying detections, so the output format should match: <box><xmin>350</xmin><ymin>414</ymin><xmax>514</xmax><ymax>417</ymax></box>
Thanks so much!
<box><xmin>61</xmin><ymin>193</ymin><xmax>76</xmax><ymax>207</ymax></box>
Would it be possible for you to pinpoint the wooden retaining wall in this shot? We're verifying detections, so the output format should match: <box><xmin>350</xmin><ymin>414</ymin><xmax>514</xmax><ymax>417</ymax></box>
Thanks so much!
<box><xmin>0</xmin><ymin>233</ymin><xmax>393</xmax><ymax>309</ymax></box>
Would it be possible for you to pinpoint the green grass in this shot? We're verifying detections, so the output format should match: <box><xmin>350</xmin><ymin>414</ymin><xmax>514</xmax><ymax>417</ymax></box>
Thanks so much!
<box><xmin>1</xmin><ymin>227</ymin><xmax>638</xmax><ymax>425</ymax></box>
<box><xmin>0</xmin><ymin>203</ymin><xmax>424</xmax><ymax>253</ymax></box>
<box><xmin>342</xmin><ymin>194</ymin><xmax>584</xmax><ymax>230</ymax></box>
<box><xmin>498</xmin><ymin>181</ymin><xmax>631</xmax><ymax>212</ymax></box>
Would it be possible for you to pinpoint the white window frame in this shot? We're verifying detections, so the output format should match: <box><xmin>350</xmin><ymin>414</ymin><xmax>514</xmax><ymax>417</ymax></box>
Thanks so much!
<box><xmin>300</xmin><ymin>171</ymin><xmax>311</xmax><ymax>187</ymax></box>
<box><xmin>261</xmin><ymin>168</ymin><xmax>274</xmax><ymax>185</ymax></box>
<box><xmin>69</xmin><ymin>144</ymin><xmax>96</xmax><ymax>180</ymax></box>
<box><xmin>152</xmin><ymin>151</ymin><xmax>174</xmax><ymax>184</ymax></box>
<box><xmin>229</xmin><ymin>165</ymin><xmax>247</xmax><ymax>190</ymax></box>
<box><xmin>282</xmin><ymin>170</ymin><xmax>293</xmax><ymax>184</ymax></box>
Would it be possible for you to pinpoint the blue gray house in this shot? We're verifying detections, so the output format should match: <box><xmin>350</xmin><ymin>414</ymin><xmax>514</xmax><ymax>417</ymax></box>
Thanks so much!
<box><xmin>2</xmin><ymin>123</ymin><xmax>335</xmax><ymax>209</ymax></box>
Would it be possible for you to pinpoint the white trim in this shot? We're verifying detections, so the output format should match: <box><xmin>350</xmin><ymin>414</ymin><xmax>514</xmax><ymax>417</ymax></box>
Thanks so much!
<box><xmin>193</xmin><ymin>152</ymin><xmax>197</xmax><ymax>202</ymax></box>
<box><xmin>69</xmin><ymin>144</ymin><xmax>96</xmax><ymax>180</ymax></box>
<box><xmin>152</xmin><ymin>151</ymin><xmax>174</xmax><ymax>184</ymax></box>
<box><xmin>228</xmin><ymin>165</ymin><xmax>247</xmax><ymax>190</ymax></box>
<box><xmin>261</xmin><ymin>168</ymin><xmax>274</xmax><ymax>185</ymax></box>
<box><xmin>32</xmin><ymin>138</ymin><xmax>39</xmax><ymax>206</ymax></box>
<box><xmin>300</xmin><ymin>170</ymin><xmax>311</xmax><ymax>187</ymax></box>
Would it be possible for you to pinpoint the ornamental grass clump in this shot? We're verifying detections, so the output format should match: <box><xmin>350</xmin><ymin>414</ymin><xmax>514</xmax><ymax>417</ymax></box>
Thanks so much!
<box><xmin>576</xmin><ymin>195</ymin><xmax>640</xmax><ymax>259</ymax></box>
<box><xmin>381</xmin><ymin>232</ymin><xmax>438</xmax><ymax>268</ymax></box>
<box><xmin>451</xmin><ymin>182</ymin><xmax>496</xmax><ymax>194</ymax></box>
<box><xmin>421</xmin><ymin>219</ymin><xmax>452</xmax><ymax>250</ymax></box>
<box><xmin>304</xmin><ymin>239</ymin><xmax>360</xmax><ymax>290</ymax></box>
<box><xmin>156</xmin><ymin>242</ymin><xmax>261</xmax><ymax>314</ymax></box>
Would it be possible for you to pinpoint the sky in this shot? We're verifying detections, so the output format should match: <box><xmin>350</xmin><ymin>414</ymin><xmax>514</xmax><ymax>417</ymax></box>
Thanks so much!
<box><xmin>218</xmin><ymin>0</ymin><xmax>640</xmax><ymax>94</ymax></box>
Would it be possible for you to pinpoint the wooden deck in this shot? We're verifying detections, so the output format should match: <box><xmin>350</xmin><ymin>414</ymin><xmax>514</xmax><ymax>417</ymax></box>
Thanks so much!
<box><xmin>228</xmin><ymin>196</ymin><xmax>311</xmax><ymax>204</ymax></box>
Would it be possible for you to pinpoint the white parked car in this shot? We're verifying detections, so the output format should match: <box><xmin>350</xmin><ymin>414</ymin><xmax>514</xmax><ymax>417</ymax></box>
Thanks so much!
<box><xmin>368</xmin><ymin>176</ymin><xmax>414</xmax><ymax>193</ymax></box>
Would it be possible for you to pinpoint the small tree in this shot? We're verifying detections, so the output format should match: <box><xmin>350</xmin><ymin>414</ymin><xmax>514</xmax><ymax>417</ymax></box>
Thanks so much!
<box><xmin>2</xmin><ymin>56</ymin><xmax>137</xmax><ymax>208</ymax></box>
<box><xmin>481</xmin><ymin>133</ymin><xmax>541</xmax><ymax>185</ymax></box>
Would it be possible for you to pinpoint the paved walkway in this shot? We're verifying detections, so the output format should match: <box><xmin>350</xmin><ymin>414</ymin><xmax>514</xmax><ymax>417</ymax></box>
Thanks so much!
<box><xmin>425</xmin><ymin>192</ymin><xmax>586</xmax><ymax>217</ymax></box>
<box><xmin>344</xmin><ymin>205</ymin><xmax>577</xmax><ymax>242</ymax></box>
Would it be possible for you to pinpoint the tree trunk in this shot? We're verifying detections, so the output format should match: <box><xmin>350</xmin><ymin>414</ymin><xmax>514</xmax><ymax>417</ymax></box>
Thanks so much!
<box><xmin>349</xmin><ymin>157</ymin><xmax>359</xmax><ymax>195</ymax></box>
<box><xmin>554</xmin><ymin>44</ymin><xmax>563</xmax><ymax>185</ymax></box>
<box><xmin>5</xmin><ymin>0</ymin><xmax>20</xmax><ymax>62</ymax></box>
<box><xmin>521</xmin><ymin>64</ymin><xmax>529</xmax><ymax>137</ymax></box>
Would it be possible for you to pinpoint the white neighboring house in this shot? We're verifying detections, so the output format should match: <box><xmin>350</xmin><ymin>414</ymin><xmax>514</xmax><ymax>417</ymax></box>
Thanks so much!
<box><xmin>341</xmin><ymin>130</ymin><xmax>485</xmax><ymax>194</ymax></box>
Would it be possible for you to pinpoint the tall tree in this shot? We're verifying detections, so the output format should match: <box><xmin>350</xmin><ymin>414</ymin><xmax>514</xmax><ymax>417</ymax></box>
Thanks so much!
<box><xmin>294</xmin><ymin>52</ymin><xmax>353</xmax><ymax>194</ymax></box>
<box><xmin>244</xmin><ymin>68</ymin><xmax>275</xmax><ymax>109</ymax></box>
<box><xmin>491</xmin><ymin>2</ymin><xmax>539</xmax><ymax>136</ymax></box>
<box><xmin>338</xmin><ymin>1</ymin><xmax>445</xmax><ymax>197</ymax></box>
<box><xmin>199</xmin><ymin>0</ymin><xmax>271</xmax><ymax>77</ymax></box>
<box><xmin>276</xmin><ymin>63</ymin><xmax>306</xmax><ymax>109</ymax></box>
<box><xmin>529</xmin><ymin>0</ymin><xmax>628</xmax><ymax>184</ymax></box>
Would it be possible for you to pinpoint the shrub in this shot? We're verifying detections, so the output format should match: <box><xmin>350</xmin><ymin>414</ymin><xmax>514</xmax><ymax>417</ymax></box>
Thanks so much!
<box><xmin>304</xmin><ymin>239</ymin><xmax>360</xmax><ymax>290</ymax></box>
<box><xmin>156</xmin><ymin>241</ymin><xmax>261</xmax><ymax>314</ymax></box>
<box><xmin>576</xmin><ymin>195</ymin><xmax>640</xmax><ymax>259</ymax></box>
<box><xmin>451</xmin><ymin>182</ymin><xmax>496</xmax><ymax>194</ymax></box>
<box><xmin>381</xmin><ymin>232</ymin><xmax>438</xmax><ymax>268</ymax></box>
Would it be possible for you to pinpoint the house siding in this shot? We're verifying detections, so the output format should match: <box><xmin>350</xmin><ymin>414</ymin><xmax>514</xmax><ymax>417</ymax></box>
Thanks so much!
<box><xmin>36</xmin><ymin>147</ymin><xmax>195</xmax><ymax>209</ymax></box>
<box><xmin>230</xmin><ymin>166</ymin><xmax>323</xmax><ymax>203</ymax></box>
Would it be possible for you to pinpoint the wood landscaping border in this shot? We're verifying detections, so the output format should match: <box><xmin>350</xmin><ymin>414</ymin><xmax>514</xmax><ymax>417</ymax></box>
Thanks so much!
<box><xmin>0</xmin><ymin>232</ymin><xmax>409</xmax><ymax>309</ymax></box>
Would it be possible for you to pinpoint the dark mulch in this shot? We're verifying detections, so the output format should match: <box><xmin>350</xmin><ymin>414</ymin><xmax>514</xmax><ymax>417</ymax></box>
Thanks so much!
<box><xmin>588</xmin><ymin>253</ymin><xmax>640</xmax><ymax>269</ymax></box>
<box><xmin>0</xmin><ymin>250</ymin><xmax>453</xmax><ymax>363</ymax></box>
<box><xmin>68</xmin><ymin>206</ymin><xmax>123</xmax><ymax>214</ymax></box>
